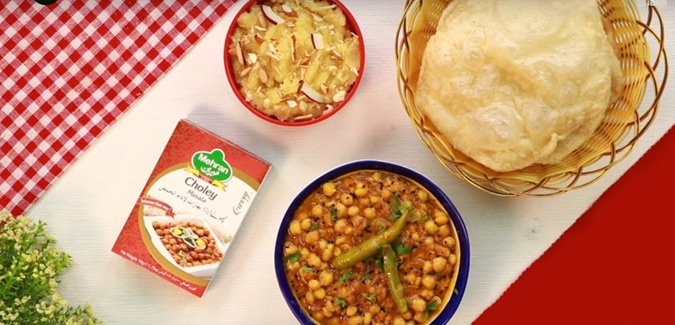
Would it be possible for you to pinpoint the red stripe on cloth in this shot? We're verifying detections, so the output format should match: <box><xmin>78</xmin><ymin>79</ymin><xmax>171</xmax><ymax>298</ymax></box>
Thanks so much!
<box><xmin>0</xmin><ymin>1</ymin><xmax>236</xmax><ymax>215</ymax></box>
<box><xmin>475</xmin><ymin>126</ymin><xmax>675</xmax><ymax>324</ymax></box>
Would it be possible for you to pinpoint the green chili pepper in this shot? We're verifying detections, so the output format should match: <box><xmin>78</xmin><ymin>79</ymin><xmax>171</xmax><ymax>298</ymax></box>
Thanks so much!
<box><xmin>332</xmin><ymin>211</ymin><xmax>408</xmax><ymax>270</ymax></box>
<box><xmin>383</xmin><ymin>244</ymin><xmax>408</xmax><ymax>313</ymax></box>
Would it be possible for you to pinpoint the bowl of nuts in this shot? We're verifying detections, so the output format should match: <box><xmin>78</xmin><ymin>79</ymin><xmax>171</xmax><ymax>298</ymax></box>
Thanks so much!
<box><xmin>224</xmin><ymin>0</ymin><xmax>365</xmax><ymax>126</ymax></box>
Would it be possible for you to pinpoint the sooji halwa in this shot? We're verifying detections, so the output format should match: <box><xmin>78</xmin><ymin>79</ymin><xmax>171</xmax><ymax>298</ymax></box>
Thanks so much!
<box><xmin>228</xmin><ymin>0</ymin><xmax>361</xmax><ymax>122</ymax></box>
<box><xmin>152</xmin><ymin>221</ymin><xmax>224</xmax><ymax>267</ymax></box>
<box><xmin>283</xmin><ymin>171</ymin><xmax>459</xmax><ymax>325</ymax></box>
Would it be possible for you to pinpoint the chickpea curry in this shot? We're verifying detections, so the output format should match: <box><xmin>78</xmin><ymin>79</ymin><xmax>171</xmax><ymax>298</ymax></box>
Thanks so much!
<box><xmin>152</xmin><ymin>221</ymin><xmax>224</xmax><ymax>268</ymax></box>
<box><xmin>283</xmin><ymin>171</ymin><xmax>459</xmax><ymax>325</ymax></box>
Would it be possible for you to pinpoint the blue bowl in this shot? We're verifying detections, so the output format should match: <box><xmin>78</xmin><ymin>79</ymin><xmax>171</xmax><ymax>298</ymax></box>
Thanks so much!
<box><xmin>274</xmin><ymin>160</ymin><xmax>470</xmax><ymax>324</ymax></box>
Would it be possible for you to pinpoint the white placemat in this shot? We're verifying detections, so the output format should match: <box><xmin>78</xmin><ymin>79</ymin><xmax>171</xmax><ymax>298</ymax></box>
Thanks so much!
<box><xmin>30</xmin><ymin>1</ymin><xmax>674</xmax><ymax>323</ymax></box>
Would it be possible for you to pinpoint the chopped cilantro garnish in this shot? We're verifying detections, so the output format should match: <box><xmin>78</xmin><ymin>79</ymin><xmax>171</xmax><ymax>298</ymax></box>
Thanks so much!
<box><xmin>378</xmin><ymin>226</ymin><xmax>386</xmax><ymax>232</ymax></box>
<box><xmin>301</xmin><ymin>266</ymin><xmax>313</xmax><ymax>273</ymax></box>
<box><xmin>329</xmin><ymin>206</ymin><xmax>338</xmax><ymax>221</ymax></box>
<box><xmin>310</xmin><ymin>222</ymin><xmax>320</xmax><ymax>231</ymax></box>
<box><xmin>334</xmin><ymin>297</ymin><xmax>348</xmax><ymax>308</ymax></box>
<box><xmin>287</xmin><ymin>252</ymin><xmax>302</xmax><ymax>263</ymax></box>
<box><xmin>390</xmin><ymin>192</ymin><xmax>410</xmax><ymax>221</ymax></box>
<box><xmin>339</xmin><ymin>271</ymin><xmax>353</xmax><ymax>284</ymax></box>
<box><xmin>424</xmin><ymin>299</ymin><xmax>440</xmax><ymax>317</ymax></box>
<box><xmin>362</xmin><ymin>273</ymin><xmax>372</xmax><ymax>282</ymax></box>
<box><xmin>362</xmin><ymin>292</ymin><xmax>376</xmax><ymax>302</ymax></box>
<box><xmin>393</xmin><ymin>243</ymin><xmax>412</xmax><ymax>255</ymax></box>
<box><xmin>374</xmin><ymin>257</ymin><xmax>384</xmax><ymax>271</ymax></box>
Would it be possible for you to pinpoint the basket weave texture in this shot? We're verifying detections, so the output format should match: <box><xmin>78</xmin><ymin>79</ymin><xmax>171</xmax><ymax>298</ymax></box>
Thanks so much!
<box><xmin>396</xmin><ymin>0</ymin><xmax>669</xmax><ymax>196</ymax></box>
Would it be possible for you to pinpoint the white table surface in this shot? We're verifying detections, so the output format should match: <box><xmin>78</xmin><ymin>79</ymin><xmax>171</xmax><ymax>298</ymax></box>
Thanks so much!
<box><xmin>28</xmin><ymin>1</ymin><xmax>674</xmax><ymax>324</ymax></box>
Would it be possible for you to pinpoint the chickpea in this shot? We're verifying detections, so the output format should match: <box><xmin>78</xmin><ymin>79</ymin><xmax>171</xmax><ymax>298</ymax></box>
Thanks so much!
<box><xmin>424</xmin><ymin>220</ymin><xmax>439</xmax><ymax>234</ymax></box>
<box><xmin>438</xmin><ymin>225</ymin><xmax>450</xmax><ymax>237</ymax></box>
<box><xmin>443</xmin><ymin>236</ymin><xmax>456</xmax><ymax>248</ymax></box>
<box><xmin>301</xmin><ymin>218</ymin><xmax>312</xmax><ymax>231</ymax></box>
<box><xmin>404</xmin><ymin>273</ymin><xmax>416</xmax><ymax>284</ymax></box>
<box><xmin>314</xmin><ymin>288</ymin><xmax>326</xmax><ymax>299</ymax></box>
<box><xmin>323</xmin><ymin>182</ymin><xmax>337</xmax><ymax>196</ymax></box>
<box><xmin>381</xmin><ymin>189</ymin><xmax>392</xmax><ymax>199</ymax></box>
<box><xmin>411</xmin><ymin>297</ymin><xmax>426</xmax><ymax>313</ymax></box>
<box><xmin>432</xmin><ymin>257</ymin><xmax>447</xmax><ymax>273</ymax></box>
<box><xmin>319</xmin><ymin>271</ymin><xmax>334</xmax><ymax>286</ymax></box>
<box><xmin>312</xmin><ymin>205</ymin><xmax>324</xmax><ymax>217</ymax></box>
<box><xmin>393</xmin><ymin>317</ymin><xmax>406</xmax><ymax>325</ymax></box>
<box><xmin>335</xmin><ymin>236</ymin><xmax>346</xmax><ymax>245</ymax></box>
<box><xmin>308</xmin><ymin>279</ymin><xmax>320</xmax><ymax>290</ymax></box>
<box><xmin>298</xmin><ymin>211</ymin><xmax>309</xmax><ymax>220</ymax></box>
<box><xmin>354</xmin><ymin>182</ymin><xmax>368</xmax><ymax>197</ymax></box>
<box><xmin>322</xmin><ymin>246</ymin><xmax>334</xmax><ymax>261</ymax></box>
<box><xmin>423</xmin><ymin>261</ymin><xmax>432</xmax><ymax>274</ymax></box>
<box><xmin>305</xmin><ymin>231</ymin><xmax>320</xmax><ymax>244</ymax></box>
<box><xmin>346</xmin><ymin>305</ymin><xmax>358</xmax><ymax>316</ymax></box>
<box><xmin>347</xmin><ymin>316</ymin><xmax>363</xmax><ymax>325</ymax></box>
<box><xmin>305</xmin><ymin>291</ymin><xmax>315</xmax><ymax>304</ymax></box>
<box><xmin>348</xmin><ymin>206</ymin><xmax>360</xmax><ymax>217</ymax></box>
<box><xmin>289</xmin><ymin>220</ymin><xmax>302</xmax><ymax>235</ymax></box>
<box><xmin>369</xmin><ymin>305</ymin><xmax>381</xmax><ymax>314</ymax></box>
<box><xmin>414</xmin><ymin>313</ymin><xmax>427</xmax><ymax>323</ymax></box>
<box><xmin>434</xmin><ymin>210</ymin><xmax>449</xmax><ymax>225</ymax></box>
<box><xmin>364</xmin><ymin>312</ymin><xmax>373</xmax><ymax>325</ymax></box>
<box><xmin>424</xmin><ymin>237</ymin><xmax>435</xmax><ymax>246</ymax></box>
<box><xmin>341</xmin><ymin>193</ymin><xmax>354</xmax><ymax>206</ymax></box>
<box><xmin>169</xmin><ymin>238</ymin><xmax>177</xmax><ymax>245</ymax></box>
<box><xmin>369</xmin><ymin>196</ymin><xmax>380</xmax><ymax>204</ymax></box>
<box><xmin>420</xmin><ymin>289</ymin><xmax>434</xmax><ymax>300</ymax></box>
<box><xmin>334</xmin><ymin>219</ymin><xmax>347</xmax><ymax>233</ymax></box>
<box><xmin>333</xmin><ymin>247</ymin><xmax>342</xmax><ymax>257</ymax></box>
<box><xmin>363</xmin><ymin>207</ymin><xmax>376</xmax><ymax>219</ymax></box>
<box><xmin>358</xmin><ymin>198</ymin><xmax>370</xmax><ymax>206</ymax></box>
<box><xmin>449</xmin><ymin>253</ymin><xmax>457</xmax><ymax>265</ymax></box>
<box><xmin>422</xmin><ymin>275</ymin><xmax>436</xmax><ymax>289</ymax></box>
<box><xmin>417</xmin><ymin>190</ymin><xmax>428</xmax><ymax>202</ymax></box>
<box><xmin>308</xmin><ymin>254</ymin><xmax>322</xmax><ymax>267</ymax></box>
<box><xmin>336</xmin><ymin>203</ymin><xmax>347</xmax><ymax>217</ymax></box>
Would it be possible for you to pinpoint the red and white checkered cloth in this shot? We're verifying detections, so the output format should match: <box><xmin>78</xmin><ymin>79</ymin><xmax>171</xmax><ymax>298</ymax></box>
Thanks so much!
<box><xmin>1</xmin><ymin>0</ymin><xmax>236</xmax><ymax>216</ymax></box>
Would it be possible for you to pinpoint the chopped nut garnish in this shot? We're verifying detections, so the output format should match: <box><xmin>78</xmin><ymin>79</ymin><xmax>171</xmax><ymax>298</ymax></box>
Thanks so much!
<box><xmin>258</xmin><ymin>69</ymin><xmax>268</xmax><ymax>83</ymax></box>
<box><xmin>333</xmin><ymin>90</ymin><xmax>346</xmax><ymax>103</ymax></box>
<box><xmin>240</xmin><ymin>67</ymin><xmax>252</xmax><ymax>77</ymax></box>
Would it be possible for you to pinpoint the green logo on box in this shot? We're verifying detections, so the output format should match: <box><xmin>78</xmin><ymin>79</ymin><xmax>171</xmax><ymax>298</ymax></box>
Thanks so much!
<box><xmin>191</xmin><ymin>149</ymin><xmax>233</xmax><ymax>181</ymax></box>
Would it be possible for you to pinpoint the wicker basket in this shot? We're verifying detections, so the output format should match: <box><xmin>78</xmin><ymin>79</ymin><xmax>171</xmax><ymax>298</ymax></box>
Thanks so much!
<box><xmin>396</xmin><ymin>0</ymin><xmax>668</xmax><ymax>196</ymax></box>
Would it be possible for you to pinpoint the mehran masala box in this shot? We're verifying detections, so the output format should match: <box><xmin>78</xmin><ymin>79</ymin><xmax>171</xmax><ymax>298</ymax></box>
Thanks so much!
<box><xmin>112</xmin><ymin>119</ymin><xmax>270</xmax><ymax>297</ymax></box>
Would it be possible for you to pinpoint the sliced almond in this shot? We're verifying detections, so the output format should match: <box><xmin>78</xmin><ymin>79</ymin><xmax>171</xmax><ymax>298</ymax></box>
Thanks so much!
<box><xmin>266</xmin><ymin>51</ymin><xmax>280</xmax><ymax>60</ymax></box>
<box><xmin>293</xmin><ymin>114</ymin><xmax>315</xmax><ymax>121</ymax></box>
<box><xmin>240</xmin><ymin>66</ymin><xmax>252</xmax><ymax>77</ymax></box>
<box><xmin>235</xmin><ymin>41</ymin><xmax>245</xmax><ymax>66</ymax></box>
<box><xmin>291</xmin><ymin>34</ymin><xmax>297</xmax><ymax>61</ymax></box>
<box><xmin>254</xmin><ymin>33</ymin><xmax>265</xmax><ymax>44</ymax></box>
<box><xmin>300</xmin><ymin>83</ymin><xmax>325</xmax><ymax>103</ymax></box>
<box><xmin>261</xmin><ymin>4</ymin><xmax>284</xmax><ymax>25</ymax></box>
<box><xmin>312</xmin><ymin>14</ymin><xmax>324</xmax><ymax>22</ymax></box>
<box><xmin>311</xmin><ymin>33</ymin><xmax>324</xmax><ymax>50</ymax></box>
<box><xmin>281</xmin><ymin>4</ymin><xmax>297</xmax><ymax>17</ymax></box>
<box><xmin>286</xmin><ymin>100</ymin><xmax>298</xmax><ymax>108</ymax></box>
<box><xmin>258</xmin><ymin>69</ymin><xmax>269</xmax><ymax>84</ymax></box>
<box><xmin>333</xmin><ymin>90</ymin><xmax>347</xmax><ymax>103</ymax></box>
<box><xmin>247</xmin><ymin>53</ymin><xmax>258</xmax><ymax>64</ymax></box>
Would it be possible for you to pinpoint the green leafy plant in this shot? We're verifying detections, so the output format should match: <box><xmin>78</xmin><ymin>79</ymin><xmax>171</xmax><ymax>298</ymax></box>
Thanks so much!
<box><xmin>0</xmin><ymin>211</ymin><xmax>99</xmax><ymax>324</ymax></box>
